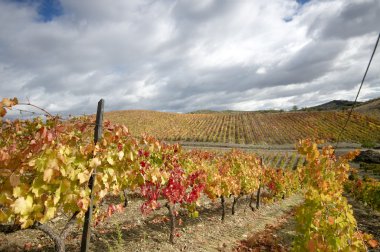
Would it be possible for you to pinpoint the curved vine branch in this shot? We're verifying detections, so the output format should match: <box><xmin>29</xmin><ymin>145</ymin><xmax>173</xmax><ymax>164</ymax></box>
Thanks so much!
<box><xmin>18</xmin><ymin>102</ymin><xmax>55</xmax><ymax>118</ymax></box>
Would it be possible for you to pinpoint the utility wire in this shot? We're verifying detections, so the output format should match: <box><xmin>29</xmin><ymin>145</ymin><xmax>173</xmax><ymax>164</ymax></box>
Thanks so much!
<box><xmin>335</xmin><ymin>33</ymin><xmax>380</xmax><ymax>149</ymax></box>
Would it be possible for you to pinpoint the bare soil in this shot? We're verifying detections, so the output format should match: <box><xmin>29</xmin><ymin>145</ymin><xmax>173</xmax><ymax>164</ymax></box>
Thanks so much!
<box><xmin>346</xmin><ymin>195</ymin><xmax>380</xmax><ymax>252</ymax></box>
<box><xmin>235</xmin><ymin>195</ymin><xmax>380</xmax><ymax>252</ymax></box>
<box><xmin>0</xmin><ymin>194</ymin><xmax>303</xmax><ymax>252</ymax></box>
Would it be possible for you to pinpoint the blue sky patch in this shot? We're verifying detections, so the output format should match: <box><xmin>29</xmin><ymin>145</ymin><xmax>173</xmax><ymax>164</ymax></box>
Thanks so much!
<box><xmin>283</xmin><ymin>16</ymin><xmax>293</xmax><ymax>22</ymax></box>
<box><xmin>8</xmin><ymin>0</ymin><xmax>63</xmax><ymax>22</ymax></box>
<box><xmin>37</xmin><ymin>0</ymin><xmax>63</xmax><ymax>22</ymax></box>
<box><xmin>297</xmin><ymin>0</ymin><xmax>311</xmax><ymax>5</ymax></box>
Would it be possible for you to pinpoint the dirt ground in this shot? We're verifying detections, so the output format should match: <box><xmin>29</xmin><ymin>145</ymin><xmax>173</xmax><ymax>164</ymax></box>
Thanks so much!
<box><xmin>346</xmin><ymin>195</ymin><xmax>380</xmax><ymax>252</ymax></box>
<box><xmin>0</xmin><ymin>194</ymin><xmax>303</xmax><ymax>252</ymax></box>
<box><xmin>1</xmin><ymin>192</ymin><xmax>379</xmax><ymax>252</ymax></box>
<box><xmin>237</xmin><ymin>196</ymin><xmax>380</xmax><ymax>252</ymax></box>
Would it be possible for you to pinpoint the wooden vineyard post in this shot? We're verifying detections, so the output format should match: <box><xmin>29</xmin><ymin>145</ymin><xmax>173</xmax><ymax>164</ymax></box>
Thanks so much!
<box><xmin>256</xmin><ymin>156</ymin><xmax>263</xmax><ymax>209</ymax></box>
<box><xmin>249</xmin><ymin>156</ymin><xmax>263</xmax><ymax>211</ymax></box>
<box><xmin>80</xmin><ymin>99</ymin><xmax>104</xmax><ymax>252</ymax></box>
<box><xmin>221</xmin><ymin>195</ymin><xmax>226</xmax><ymax>222</ymax></box>
<box><xmin>165</xmin><ymin>202</ymin><xmax>176</xmax><ymax>244</ymax></box>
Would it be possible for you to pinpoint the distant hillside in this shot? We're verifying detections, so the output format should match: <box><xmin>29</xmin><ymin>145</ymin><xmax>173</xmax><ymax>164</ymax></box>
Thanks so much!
<box><xmin>105</xmin><ymin>110</ymin><xmax>380</xmax><ymax>145</ymax></box>
<box><xmin>355</xmin><ymin>97</ymin><xmax>380</xmax><ymax>121</ymax></box>
<box><xmin>300</xmin><ymin>98</ymin><xmax>379</xmax><ymax>121</ymax></box>
<box><xmin>188</xmin><ymin>109</ymin><xmax>285</xmax><ymax>114</ymax></box>
<box><xmin>188</xmin><ymin>110</ymin><xmax>231</xmax><ymax>114</ymax></box>
<box><xmin>305</xmin><ymin>100</ymin><xmax>362</xmax><ymax>111</ymax></box>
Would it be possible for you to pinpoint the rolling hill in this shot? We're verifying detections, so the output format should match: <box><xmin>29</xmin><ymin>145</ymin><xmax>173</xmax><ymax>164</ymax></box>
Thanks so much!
<box><xmin>355</xmin><ymin>97</ymin><xmax>380</xmax><ymax>121</ymax></box>
<box><xmin>105</xmin><ymin>110</ymin><xmax>380</xmax><ymax>145</ymax></box>
<box><xmin>302</xmin><ymin>98</ymin><xmax>380</xmax><ymax>121</ymax></box>
<box><xmin>306</xmin><ymin>100</ymin><xmax>361</xmax><ymax>111</ymax></box>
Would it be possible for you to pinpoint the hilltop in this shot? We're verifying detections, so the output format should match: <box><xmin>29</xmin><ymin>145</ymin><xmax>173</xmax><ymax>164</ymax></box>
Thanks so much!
<box><xmin>300</xmin><ymin>98</ymin><xmax>379</xmax><ymax>120</ymax></box>
<box><xmin>187</xmin><ymin>98</ymin><xmax>380</xmax><ymax>120</ymax></box>
<box><xmin>305</xmin><ymin>100</ymin><xmax>361</xmax><ymax>111</ymax></box>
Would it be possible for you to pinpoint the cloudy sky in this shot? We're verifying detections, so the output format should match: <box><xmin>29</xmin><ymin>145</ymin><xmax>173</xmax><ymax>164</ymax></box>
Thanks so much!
<box><xmin>1</xmin><ymin>0</ymin><xmax>379</xmax><ymax>116</ymax></box>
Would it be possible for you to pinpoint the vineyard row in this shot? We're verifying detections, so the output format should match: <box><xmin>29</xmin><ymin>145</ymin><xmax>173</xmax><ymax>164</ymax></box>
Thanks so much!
<box><xmin>0</xmin><ymin>98</ymin><xmax>378</xmax><ymax>251</ymax></box>
<box><xmin>106</xmin><ymin>110</ymin><xmax>380</xmax><ymax>145</ymax></box>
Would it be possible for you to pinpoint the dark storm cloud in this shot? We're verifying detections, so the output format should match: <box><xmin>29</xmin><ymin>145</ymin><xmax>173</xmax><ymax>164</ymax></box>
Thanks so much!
<box><xmin>309</xmin><ymin>0</ymin><xmax>380</xmax><ymax>39</ymax></box>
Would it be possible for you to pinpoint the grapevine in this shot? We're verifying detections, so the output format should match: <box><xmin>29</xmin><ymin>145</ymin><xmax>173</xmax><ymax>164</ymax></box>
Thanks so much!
<box><xmin>293</xmin><ymin>139</ymin><xmax>376</xmax><ymax>251</ymax></box>
<box><xmin>1</xmin><ymin>97</ymin><xmax>376</xmax><ymax>251</ymax></box>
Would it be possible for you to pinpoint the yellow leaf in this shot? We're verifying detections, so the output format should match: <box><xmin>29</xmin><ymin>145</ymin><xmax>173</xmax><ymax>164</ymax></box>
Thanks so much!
<box><xmin>47</xmin><ymin>158</ymin><xmax>59</xmax><ymax>170</ymax></box>
<box><xmin>43</xmin><ymin>168</ymin><xmax>54</xmax><ymax>182</ymax></box>
<box><xmin>107</xmin><ymin>156</ymin><xmax>115</xmax><ymax>166</ymax></box>
<box><xmin>118</xmin><ymin>151</ymin><xmax>124</xmax><ymax>161</ymax></box>
<box><xmin>13</xmin><ymin>186</ymin><xmax>22</xmax><ymax>197</ymax></box>
<box><xmin>21</xmin><ymin>219</ymin><xmax>34</xmax><ymax>229</ymax></box>
<box><xmin>0</xmin><ymin>211</ymin><xmax>8</xmax><ymax>222</ymax></box>
<box><xmin>78</xmin><ymin>171</ymin><xmax>90</xmax><ymax>184</ymax></box>
<box><xmin>44</xmin><ymin>207</ymin><xmax>56</xmax><ymax>223</ymax></box>
<box><xmin>54</xmin><ymin>185</ymin><xmax>61</xmax><ymax>205</ymax></box>
<box><xmin>107</xmin><ymin>168</ymin><xmax>115</xmax><ymax>177</ymax></box>
<box><xmin>99</xmin><ymin>189</ymin><xmax>108</xmax><ymax>198</ymax></box>
<box><xmin>89</xmin><ymin>157</ymin><xmax>101</xmax><ymax>168</ymax></box>
<box><xmin>151</xmin><ymin>174</ymin><xmax>157</xmax><ymax>183</ymax></box>
<box><xmin>13</xmin><ymin>195</ymin><xmax>33</xmax><ymax>215</ymax></box>
<box><xmin>190</xmin><ymin>211</ymin><xmax>199</xmax><ymax>218</ymax></box>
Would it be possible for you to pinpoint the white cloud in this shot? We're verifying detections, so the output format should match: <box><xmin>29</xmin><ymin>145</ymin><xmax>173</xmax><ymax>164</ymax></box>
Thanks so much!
<box><xmin>256</xmin><ymin>67</ymin><xmax>267</xmax><ymax>75</ymax></box>
<box><xmin>0</xmin><ymin>0</ymin><xmax>379</xmax><ymax>115</ymax></box>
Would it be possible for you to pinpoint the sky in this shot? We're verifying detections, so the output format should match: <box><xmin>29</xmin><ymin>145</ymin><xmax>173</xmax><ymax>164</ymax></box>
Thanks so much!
<box><xmin>1</xmin><ymin>0</ymin><xmax>379</xmax><ymax>116</ymax></box>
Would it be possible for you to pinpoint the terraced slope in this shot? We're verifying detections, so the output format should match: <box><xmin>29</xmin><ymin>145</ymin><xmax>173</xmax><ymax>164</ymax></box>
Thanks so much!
<box><xmin>355</xmin><ymin>98</ymin><xmax>380</xmax><ymax>121</ymax></box>
<box><xmin>105</xmin><ymin>110</ymin><xmax>380</xmax><ymax>145</ymax></box>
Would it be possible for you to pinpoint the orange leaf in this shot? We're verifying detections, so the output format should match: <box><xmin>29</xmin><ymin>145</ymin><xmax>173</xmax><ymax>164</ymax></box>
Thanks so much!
<box><xmin>368</xmin><ymin>239</ymin><xmax>378</xmax><ymax>248</ymax></box>
<box><xmin>1</xmin><ymin>98</ymin><xmax>11</xmax><ymax>107</ymax></box>
<box><xmin>0</xmin><ymin>107</ymin><xmax>6</xmax><ymax>117</ymax></box>
<box><xmin>308</xmin><ymin>239</ymin><xmax>317</xmax><ymax>252</ymax></box>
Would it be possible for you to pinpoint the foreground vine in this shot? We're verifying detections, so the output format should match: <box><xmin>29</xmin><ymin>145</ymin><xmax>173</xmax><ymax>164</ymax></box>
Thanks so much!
<box><xmin>1</xmin><ymin>97</ymin><xmax>377</xmax><ymax>251</ymax></box>
<box><xmin>293</xmin><ymin>139</ymin><xmax>377</xmax><ymax>251</ymax></box>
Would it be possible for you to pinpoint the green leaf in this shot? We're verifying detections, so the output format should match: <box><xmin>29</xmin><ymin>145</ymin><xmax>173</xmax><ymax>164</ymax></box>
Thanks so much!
<box><xmin>136</xmin><ymin>173</ymin><xmax>145</xmax><ymax>186</ymax></box>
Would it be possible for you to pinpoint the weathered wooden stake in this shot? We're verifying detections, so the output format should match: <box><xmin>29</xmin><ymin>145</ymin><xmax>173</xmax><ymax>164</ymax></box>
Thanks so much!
<box><xmin>232</xmin><ymin>195</ymin><xmax>240</xmax><ymax>215</ymax></box>
<box><xmin>256</xmin><ymin>185</ymin><xmax>261</xmax><ymax>209</ymax></box>
<box><xmin>249</xmin><ymin>193</ymin><xmax>255</xmax><ymax>211</ymax></box>
<box><xmin>221</xmin><ymin>196</ymin><xmax>226</xmax><ymax>222</ymax></box>
<box><xmin>165</xmin><ymin>202</ymin><xmax>176</xmax><ymax>244</ymax></box>
<box><xmin>123</xmin><ymin>189</ymin><xmax>129</xmax><ymax>207</ymax></box>
<box><xmin>80</xmin><ymin>99</ymin><xmax>104</xmax><ymax>252</ymax></box>
<box><xmin>256</xmin><ymin>157</ymin><xmax>263</xmax><ymax>209</ymax></box>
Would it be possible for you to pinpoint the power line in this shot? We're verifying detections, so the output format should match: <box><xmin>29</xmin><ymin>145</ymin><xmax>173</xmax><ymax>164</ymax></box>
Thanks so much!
<box><xmin>335</xmin><ymin>33</ymin><xmax>380</xmax><ymax>149</ymax></box>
